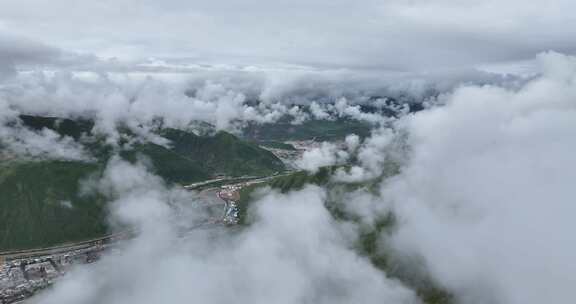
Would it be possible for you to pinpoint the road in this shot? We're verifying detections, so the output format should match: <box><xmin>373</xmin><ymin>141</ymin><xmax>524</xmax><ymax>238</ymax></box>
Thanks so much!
<box><xmin>0</xmin><ymin>183</ymin><xmax>237</xmax><ymax>304</ymax></box>
<box><xmin>0</xmin><ymin>171</ymin><xmax>292</xmax><ymax>303</ymax></box>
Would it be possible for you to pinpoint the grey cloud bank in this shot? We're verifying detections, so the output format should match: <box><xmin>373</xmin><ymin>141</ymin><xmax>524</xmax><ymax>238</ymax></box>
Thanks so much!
<box><xmin>1</xmin><ymin>2</ymin><xmax>575</xmax><ymax>303</ymax></box>
<box><xmin>382</xmin><ymin>52</ymin><xmax>576</xmax><ymax>304</ymax></box>
<box><xmin>2</xmin><ymin>0</ymin><xmax>576</xmax><ymax>70</ymax></box>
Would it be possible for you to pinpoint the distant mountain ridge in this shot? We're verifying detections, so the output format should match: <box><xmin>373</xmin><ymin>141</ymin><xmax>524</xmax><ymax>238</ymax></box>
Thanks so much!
<box><xmin>16</xmin><ymin>114</ymin><xmax>285</xmax><ymax>181</ymax></box>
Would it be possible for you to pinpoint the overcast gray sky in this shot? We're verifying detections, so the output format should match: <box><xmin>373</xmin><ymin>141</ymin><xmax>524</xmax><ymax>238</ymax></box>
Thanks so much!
<box><xmin>1</xmin><ymin>0</ymin><xmax>576</xmax><ymax>72</ymax></box>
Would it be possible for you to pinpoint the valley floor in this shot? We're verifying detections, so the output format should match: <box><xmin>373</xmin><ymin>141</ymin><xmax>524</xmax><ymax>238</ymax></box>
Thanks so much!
<box><xmin>0</xmin><ymin>177</ymin><xmax>257</xmax><ymax>304</ymax></box>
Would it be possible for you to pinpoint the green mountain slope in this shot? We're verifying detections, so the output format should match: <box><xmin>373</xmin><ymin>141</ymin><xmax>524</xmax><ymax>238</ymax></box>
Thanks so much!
<box><xmin>161</xmin><ymin>129</ymin><xmax>285</xmax><ymax>177</ymax></box>
<box><xmin>242</xmin><ymin>118</ymin><xmax>371</xmax><ymax>142</ymax></box>
<box><xmin>0</xmin><ymin>161</ymin><xmax>107</xmax><ymax>250</ymax></box>
<box><xmin>0</xmin><ymin>115</ymin><xmax>285</xmax><ymax>250</ymax></box>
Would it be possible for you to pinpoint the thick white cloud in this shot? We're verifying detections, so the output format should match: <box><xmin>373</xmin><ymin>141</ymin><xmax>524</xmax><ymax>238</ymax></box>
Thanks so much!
<box><xmin>34</xmin><ymin>159</ymin><xmax>419</xmax><ymax>304</ymax></box>
<box><xmin>0</xmin><ymin>97</ymin><xmax>93</xmax><ymax>161</ymax></box>
<box><xmin>333</xmin><ymin>128</ymin><xmax>405</xmax><ymax>183</ymax></box>
<box><xmin>0</xmin><ymin>32</ymin><xmax>60</xmax><ymax>79</ymax></box>
<box><xmin>0</xmin><ymin>71</ymin><xmax>288</xmax><ymax>139</ymax></box>
<box><xmin>0</xmin><ymin>64</ymin><xmax>431</xmax><ymax>159</ymax></box>
<box><xmin>381</xmin><ymin>51</ymin><xmax>576</xmax><ymax>304</ymax></box>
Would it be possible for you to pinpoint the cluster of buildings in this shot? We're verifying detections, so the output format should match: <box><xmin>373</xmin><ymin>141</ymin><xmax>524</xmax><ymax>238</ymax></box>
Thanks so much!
<box><xmin>0</xmin><ymin>241</ymin><xmax>110</xmax><ymax>304</ymax></box>
<box><xmin>218</xmin><ymin>185</ymin><xmax>242</xmax><ymax>224</ymax></box>
<box><xmin>223</xmin><ymin>201</ymin><xmax>240</xmax><ymax>225</ymax></box>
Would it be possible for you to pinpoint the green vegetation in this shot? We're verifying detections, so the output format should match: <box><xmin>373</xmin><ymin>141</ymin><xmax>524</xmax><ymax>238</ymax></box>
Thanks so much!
<box><xmin>236</xmin><ymin>166</ymin><xmax>453</xmax><ymax>304</ymax></box>
<box><xmin>19</xmin><ymin>115</ymin><xmax>94</xmax><ymax>140</ymax></box>
<box><xmin>255</xmin><ymin>141</ymin><xmax>297</xmax><ymax>151</ymax></box>
<box><xmin>15</xmin><ymin>115</ymin><xmax>285</xmax><ymax>184</ymax></box>
<box><xmin>236</xmin><ymin>166</ymin><xmax>341</xmax><ymax>225</ymax></box>
<box><xmin>266</xmin><ymin>167</ymin><xmax>335</xmax><ymax>192</ymax></box>
<box><xmin>0</xmin><ymin>161</ymin><xmax>107</xmax><ymax>250</ymax></box>
<box><xmin>161</xmin><ymin>129</ymin><xmax>285</xmax><ymax>179</ymax></box>
<box><xmin>0</xmin><ymin>115</ymin><xmax>286</xmax><ymax>250</ymax></box>
<box><xmin>355</xmin><ymin>216</ymin><xmax>454</xmax><ymax>304</ymax></box>
<box><xmin>119</xmin><ymin>129</ymin><xmax>285</xmax><ymax>185</ymax></box>
<box><xmin>121</xmin><ymin>143</ymin><xmax>210</xmax><ymax>184</ymax></box>
<box><xmin>5</xmin><ymin>115</ymin><xmax>451</xmax><ymax>303</ymax></box>
<box><xmin>242</xmin><ymin>118</ymin><xmax>371</xmax><ymax>142</ymax></box>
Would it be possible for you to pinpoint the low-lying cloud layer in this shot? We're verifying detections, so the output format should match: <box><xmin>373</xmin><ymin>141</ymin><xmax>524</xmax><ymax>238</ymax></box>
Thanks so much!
<box><xmin>0</xmin><ymin>52</ymin><xmax>507</xmax><ymax>160</ymax></box>
<box><xmin>261</xmin><ymin>51</ymin><xmax>576</xmax><ymax>303</ymax></box>
<box><xmin>26</xmin><ymin>51</ymin><xmax>576</xmax><ymax>304</ymax></box>
<box><xmin>2</xmin><ymin>2</ymin><xmax>575</xmax><ymax>298</ymax></box>
<box><xmin>34</xmin><ymin>159</ymin><xmax>418</xmax><ymax>304</ymax></box>
<box><xmin>382</xmin><ymin>52</ymin><xmax>576</xmax><ymax>304</ymax></box>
